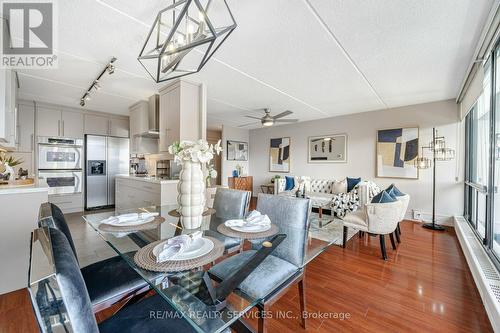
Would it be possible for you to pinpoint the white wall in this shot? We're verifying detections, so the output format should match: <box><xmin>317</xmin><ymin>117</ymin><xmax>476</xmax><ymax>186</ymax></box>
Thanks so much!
<box><xmin>249</xmin><ymin>99</ymin><xmax>462</xmax><ymax>223</ymax></box>
<box><xmin>221</xmin><ymin>125</ymin><xmax>250</xmax><ymax>186</ymax></box>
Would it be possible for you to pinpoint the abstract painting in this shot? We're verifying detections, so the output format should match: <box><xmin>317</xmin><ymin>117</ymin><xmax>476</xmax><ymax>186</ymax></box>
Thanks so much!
<box><xmin>308</xmin><ymin>134</ymin><xmax>347</xmax><ymax>163</ymax></box>
<box><xmin>376</xmin><ymin>127</ymin><xmax>419</xmax><ymax>179</ymax></box>
<box><xmin>227</xmin><ymin>140</ymin><xmax>248</xmax><ymax>161</ymax></box>
<box><xmin>269</xmin><ymin>137</ymin><xmax>290</xmax><ymax>172</ymax></box>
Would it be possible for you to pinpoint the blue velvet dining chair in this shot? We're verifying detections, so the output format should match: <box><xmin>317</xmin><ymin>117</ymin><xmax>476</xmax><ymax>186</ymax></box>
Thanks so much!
<box><xmin>29</xmin><ymin>226</ymin><xmax>208</xmax><ymax>333</ymax></box>
<box><xmin>37</xmin><ymin>202</ymin><xmax>151</xmax><ymax>313</ymax></box>
<box><xmin>205</xmin><ymin>188</ymin><xmax>251</xmax><ymax>252</ymax></box>
<box><xmin>208</xmin><ymin>193</ymin><xmax>311</xmax><ymax>333</ymax></box>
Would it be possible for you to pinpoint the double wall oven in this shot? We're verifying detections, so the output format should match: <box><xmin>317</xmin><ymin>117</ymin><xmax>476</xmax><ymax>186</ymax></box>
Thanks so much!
<box><xmin>37</xmin><ymin>137</ymin><xmax>83</xmax><ymax>195</ymax></box>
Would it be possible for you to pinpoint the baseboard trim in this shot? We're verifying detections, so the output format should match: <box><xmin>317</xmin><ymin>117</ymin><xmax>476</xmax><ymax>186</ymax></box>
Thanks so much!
<box><xmin>454</xmin><ymin>216</ymin><xmax>500</xmax><ymax>332</ymax></box>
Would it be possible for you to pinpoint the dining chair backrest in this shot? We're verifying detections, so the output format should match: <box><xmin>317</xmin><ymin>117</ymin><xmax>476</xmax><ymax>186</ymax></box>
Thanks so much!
<box><xmin>211</xmin><ymin>188</ymin><xmax>251</xmax><ymax>227</ymax></box>
<box><xmin>38</xmin><ymin>202</ymin><xmax>78</xmax><ymax>260</ymax></box>
<box><xmin>397</xmin><ymin>194</ymin><xmax>410</xmax><ymax>221</ymax></box>
<box><xmin>255</xmin><ymin>193</ymin><xmax>310</xmax><ymax>267</ymax></box>
<box><xmin>42</xmin><ymin>227</ymin><xmax>99</xmax><ymax>333</ymax></box>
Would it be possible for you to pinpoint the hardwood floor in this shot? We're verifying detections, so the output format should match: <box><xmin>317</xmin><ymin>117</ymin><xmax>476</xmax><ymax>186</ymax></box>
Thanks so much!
<box><xmin>0</xmin><ymin>220</ymin><xmax>492</xmax><ymax>332</ymax></box>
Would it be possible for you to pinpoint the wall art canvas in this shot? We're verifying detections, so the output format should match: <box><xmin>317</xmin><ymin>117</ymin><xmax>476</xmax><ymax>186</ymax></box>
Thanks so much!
<box><xmin>376</xmin><ymin>127</ymin><xmax>419</xmax><ymax>179</ymax></box>
<box><xmin>227</xmin><ymin>140</ymin><xmax>248</xmax><ymax>161</ymax></box>
<box><xmin>308</xmin><ymin>134</ymin><xmax>347</xmax><ymax>163</ymax></box>
<box><xmin>269</xmin><ymin>137</ymin><xmax>290</xmax><ymax>172</ymax></box>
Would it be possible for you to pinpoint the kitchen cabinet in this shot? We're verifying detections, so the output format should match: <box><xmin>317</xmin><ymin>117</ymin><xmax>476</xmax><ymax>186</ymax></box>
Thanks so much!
<box><xmin>37</xmin><ymin>107</ymin><xmax>84</xmax><ymax>138</ymax></box>
<box><xmin>36</xmin><ymin>107</ymin><xmax>61</xmax><ymax>137</ymax></box>
<box><xmin>85</xmin><ymin>114</ymin><xmax>129</xmax><ymax>138</ymax></box>
<box><xmin>61</xmin><ymin>111</ymin><xmax>84</xmax><ymax>138</ymax></box>
<box><xmin>84</xmin><ymin>114</ymin><xmax>109</xmax><ymax>136</ymax></box>
<box><xmin>0</xmin><ymin>70</ymin><xmax>18</xmax><ymax>149</ymax></box>
<box><xmin>158</xmin><ymin>79</ymin><xmax>205</xmax><ymax>152</ymax></box>
<box><xmin>17</xmin><ymin>102</ymin><xmax>35</xmax><ymax>152</ymax></box>
<box><xmin>109</xmin><ymin>117</ymin><xmax>129</xmax><ymax>138</ymax></box>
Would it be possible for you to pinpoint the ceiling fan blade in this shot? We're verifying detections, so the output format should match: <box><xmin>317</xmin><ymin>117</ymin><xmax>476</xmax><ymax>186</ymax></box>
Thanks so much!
<box><xmin>245</xmin><ymin>115</ymin><xmax>262</xmax><ymax>120</ymax></box>
<box><xmin>238</xmin><ymin>122</ymin><xmax>260</xmax><ymax>128</ymax></box>
<box><xmin>274</xmin><ymin>119</ymin><xmax>298</xmax><ymax>123</ymax></box>
<box><xmin>272</xmin><ymin>110</ymin><xmax>293</xmax><ymax>119</ymax></box>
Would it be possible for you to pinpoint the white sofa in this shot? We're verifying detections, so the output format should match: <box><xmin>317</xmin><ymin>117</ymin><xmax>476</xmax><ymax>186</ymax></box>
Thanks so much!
<box><xmin>274</xmin><ymin>177</ymin><xmax>380</xmax><ymax>219</ymax></box>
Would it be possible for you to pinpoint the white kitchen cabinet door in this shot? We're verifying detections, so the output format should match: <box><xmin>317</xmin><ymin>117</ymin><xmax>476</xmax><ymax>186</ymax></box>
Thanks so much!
<box><xmin>159</xmin><ymin>85</ymin><xmax>180</xmax><ymax>152</ymax></box>
<box><xmin>17</xmin><ymin>103</ymin><xmax>35</xmax><ymax>152</ymax></box>
<box><xmin>84</xmin><ymin>114</ymin><xmax>109</xmax><ymax>136</ymax></box>
<box><xmin>61</xmin><ymin>111</ymin><xmax>84</xmax><ymax>138</ymax></box>
<box><xmin>109</xmin><ymin>117</ymin><xmax>129</xmax><ymax>138</ymax></box>
<box><xmin>37</xmin><ymin>107</ymin><xmax>61</xmax><ymax>137</ymax></box>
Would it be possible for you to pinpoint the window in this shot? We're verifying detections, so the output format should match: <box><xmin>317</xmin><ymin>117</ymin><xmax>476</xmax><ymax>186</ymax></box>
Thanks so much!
<box><xmin>464</xmin><ymin>40</ymin><xmax>500</xmax><ymax>268</ymax></box>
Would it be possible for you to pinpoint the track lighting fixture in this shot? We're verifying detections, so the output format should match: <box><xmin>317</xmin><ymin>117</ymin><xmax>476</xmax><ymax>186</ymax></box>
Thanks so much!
<box><xmin>79</xmin><ymin>57</ymin><xmax>117</xmax><ymax>107</ymax></box>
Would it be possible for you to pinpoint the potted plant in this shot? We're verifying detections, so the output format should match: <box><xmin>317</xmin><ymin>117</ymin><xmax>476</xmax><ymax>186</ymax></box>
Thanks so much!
<box><xmin>0</xmin><ymin>151</ymin><xmax>23</xmax><ymax>181</ymax></box>
<box><xmin>168</xmin><ymin>139</ymin><xmax>222</xmax><ymax>229</ymax></box>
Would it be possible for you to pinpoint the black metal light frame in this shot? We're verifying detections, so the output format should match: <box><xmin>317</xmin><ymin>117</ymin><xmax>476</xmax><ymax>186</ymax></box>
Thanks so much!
<box><xmin>138</xmin><ymin>0</ymin><xmax>237</xmax><ymax>83</ymax></box>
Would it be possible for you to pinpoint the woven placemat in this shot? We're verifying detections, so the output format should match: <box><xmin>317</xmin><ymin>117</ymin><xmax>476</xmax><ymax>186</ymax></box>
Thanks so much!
<box><xmin>217</xmin><ymin>224</ymin><xmax>279</xmax><ymax>239</ymax></box>
<box><xmin>98</xmin><ymin>216</ymin><xmax>165</xmax><ymax>233</ymax></box>
<box><xmin>134</xmin><ymin>236</ymin><xmax>224</xmax><ymax>272</ymax></box>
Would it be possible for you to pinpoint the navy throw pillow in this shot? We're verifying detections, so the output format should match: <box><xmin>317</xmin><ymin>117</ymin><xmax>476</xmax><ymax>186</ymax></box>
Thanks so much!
<box><xmin>371</xmin><ymin>190</ymin><xmax>397</xmax><ymax>203</ymax></box>
<box><xmin>285</xmin><ymin>176</ymin><xmax>294</xmax><ymax>191</ymax></box>
<box><xmin>347</xmin><ymin>177</ymin><xmax>361</xmax><ymax>192</ymax></box>
<box><xmin>386</xmin><ymin>184</ymin><xmax>405</xmax><ymax>197</ymax></box>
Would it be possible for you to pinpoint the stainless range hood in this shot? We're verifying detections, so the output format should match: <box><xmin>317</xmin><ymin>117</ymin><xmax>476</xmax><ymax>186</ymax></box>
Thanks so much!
<box><xmin>137</xmin><ymin>94</ymin><xmax>160</xmax><ymax>138</ymax></box>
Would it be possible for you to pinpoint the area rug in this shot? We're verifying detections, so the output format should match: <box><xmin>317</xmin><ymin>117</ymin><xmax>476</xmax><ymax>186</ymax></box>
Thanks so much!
<box><xmin>308</xmin><ymin>212</ymin><xmax>357</xmax><ymax>246</ymax></box>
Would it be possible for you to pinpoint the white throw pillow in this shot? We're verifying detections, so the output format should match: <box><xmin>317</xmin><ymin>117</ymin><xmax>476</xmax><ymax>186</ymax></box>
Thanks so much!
<box><xmin>331</xmin><ymin>178</ymin><xmax>347</xmax><ymax>194</ymax></box>
<box><xmin>292</xmin><ymin>176</ymin><xmax>311</xmax><ymax>192</ymax></box>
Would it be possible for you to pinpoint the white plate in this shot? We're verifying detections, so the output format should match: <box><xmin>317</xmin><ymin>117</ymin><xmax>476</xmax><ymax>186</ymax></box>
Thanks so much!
<box><xmin>230</xmin><ymin>224</ymin><xmax>272</xmax><ymax>233</ymax></box>
<box><xmin>102</xmin><ymin>216</ymin><xmax>155</xmax><ymax>227</ymax></box>
<box><xmin>152</xmin><ymin>237</ymin><xmax>214</xmax><ymax>261</ymax></box>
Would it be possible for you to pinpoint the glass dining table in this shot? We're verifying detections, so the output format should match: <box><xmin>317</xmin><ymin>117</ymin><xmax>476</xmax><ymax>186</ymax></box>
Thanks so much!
<box><xmin>82</xmin><ymin>204</ymin><xmax>342</xmax><ymax>333</ymax></box>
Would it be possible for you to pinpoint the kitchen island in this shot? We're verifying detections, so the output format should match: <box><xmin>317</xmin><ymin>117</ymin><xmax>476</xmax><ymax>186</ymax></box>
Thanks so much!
<box><xmin>115</xmin><ymin>174</ymin><xmax>179</xmax><ymax>210</ymax></box>
<box><xmin>0</xmin><ymin>181</ymin><xmax>49</xmax><ymax>294</ymax></box>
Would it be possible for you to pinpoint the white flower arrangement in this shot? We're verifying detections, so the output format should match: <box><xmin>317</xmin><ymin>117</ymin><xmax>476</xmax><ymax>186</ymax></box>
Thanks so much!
<box><xmin>168</xmin><ymin>139</ymin><xmax>222</xmax><ymax>165</ymax></box>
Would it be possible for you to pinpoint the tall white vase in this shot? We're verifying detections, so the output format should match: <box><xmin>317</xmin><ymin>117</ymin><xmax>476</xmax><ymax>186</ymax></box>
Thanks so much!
<box><xmin>177</xmin><ymin>160</ymin><xmax>206</xmax><ymax>229</ymax></box>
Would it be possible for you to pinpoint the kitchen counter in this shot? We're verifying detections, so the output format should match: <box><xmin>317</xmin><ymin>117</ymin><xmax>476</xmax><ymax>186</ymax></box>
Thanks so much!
<box><xmin>0</xmin><ymin>180</ymin><xmax>49</xmax><ymax>195</ymax></box>
<box><xmin>115</xmin><ymin>174</ymin><xmax>179</xmax><ymax>184</ymax></box>
<box><xmin>0</xmin><ymin>179</ymin><xmax>48</xmax><ymax>294</ymax></box>
<box><xmin>115</xmin><ymin>175</ymin><xmax>178</xmax><ymax>210</ymax></box>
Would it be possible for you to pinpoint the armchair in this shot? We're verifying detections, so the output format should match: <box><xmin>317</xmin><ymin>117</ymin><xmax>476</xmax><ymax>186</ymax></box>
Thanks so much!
<box><xmin>342</xmin><ymin>200</ymin><xmax>402</xmax><ymax>260</ymax></box>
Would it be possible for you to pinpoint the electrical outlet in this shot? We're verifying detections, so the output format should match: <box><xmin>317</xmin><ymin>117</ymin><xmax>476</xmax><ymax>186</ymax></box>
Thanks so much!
<box><xmin>413</xmin><ymin>210</ymin><xmax>422</xmax><ymax>220</ymax></box>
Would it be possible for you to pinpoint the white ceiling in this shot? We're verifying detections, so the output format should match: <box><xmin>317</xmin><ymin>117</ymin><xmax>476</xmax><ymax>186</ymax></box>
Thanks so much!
<box><xmin>17</xmin><ymin>0</ymin><xmax>494</xmax><ymax>129</ymax></box>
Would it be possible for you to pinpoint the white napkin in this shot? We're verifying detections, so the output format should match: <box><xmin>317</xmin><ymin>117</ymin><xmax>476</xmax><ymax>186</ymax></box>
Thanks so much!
<box><xmin>100</xmin><ymin>212</ymin><xmax>159</xmax><ymax>226</ymax></box>
<box><xmin>156</xmin><ymin>231</ymin><xmax>203</xmax><ymax>262</ymax></box>
<box><xmin>224</xmin><ymin>210</ymin><xmax>271</xmax><ymax>231</ymax></box>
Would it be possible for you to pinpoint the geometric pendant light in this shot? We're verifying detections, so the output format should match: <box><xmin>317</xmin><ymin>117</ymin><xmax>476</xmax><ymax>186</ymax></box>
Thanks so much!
<box><xmin>138</xmin><ymin>0</ymin><xmax>236</xmax><ymax>83</ymax></box>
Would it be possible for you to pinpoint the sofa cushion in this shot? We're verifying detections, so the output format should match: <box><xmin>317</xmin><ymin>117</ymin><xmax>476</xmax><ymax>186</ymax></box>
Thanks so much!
<box><xmin>347</xmin><ymin>177</ymin><xmax>361</xmax><ymax>192</ymax></box>
<box><xmin>386</xmin><ymin>183</ymin><xmax>405</xmax><ymax>197</ymax></box>
<box><xmin>309</xmin><ymin>179</ymin><xmax>333</xmax><ymax>193</ymax></box>
<box><xmin>331</xmin><ymin>179</ymin><xmax>347</xmax><ymax>194</ymax></box>
<box><xmin>285</xmin><ymin>176</ymin><xmax>295</xmax><ymax>191</ymax></box>
<box><xmin>371</xmin><ymin>190</ymin><xmax>397</xmax><ymax>203</ymax></box>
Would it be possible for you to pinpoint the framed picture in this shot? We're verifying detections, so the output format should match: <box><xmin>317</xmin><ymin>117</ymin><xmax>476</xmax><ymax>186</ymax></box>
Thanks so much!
<box><xmin>269</xmin><ymin>137</ymin><xmax>290</xmax><ymax>172</ymax></box>
<box><xmin>227</xmin><ymin>140</ymin><xmax>248</xmax><ymax>161</ymax></box>
<box><xmin>376</xmin><ymin>127</ymin><xmax>419</xmax><ymax>179</ymax></box>
<box><xmin>308</xmin><ymin>134</ymin><xmax>347</xmax><ymax>163</ymax></box>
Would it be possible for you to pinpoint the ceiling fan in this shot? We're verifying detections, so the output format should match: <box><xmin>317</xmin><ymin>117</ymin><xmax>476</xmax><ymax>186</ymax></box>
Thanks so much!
<box><xmin>238</xmin><ymin>108</ymin><xmax>299</xmax><ymax>127</ymax></box>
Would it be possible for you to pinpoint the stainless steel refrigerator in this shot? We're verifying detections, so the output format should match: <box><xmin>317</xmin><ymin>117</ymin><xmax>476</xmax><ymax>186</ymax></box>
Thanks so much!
<box><xmin>85</xmin><ymin>135</ymin><xmax>129</xmax><ymax>210</ymax></box>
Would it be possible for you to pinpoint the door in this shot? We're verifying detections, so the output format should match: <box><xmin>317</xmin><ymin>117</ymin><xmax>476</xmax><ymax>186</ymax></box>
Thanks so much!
<box><xmin>37</xmin><ymin>107</ymin><xmax>61</xmax><ymax>137</ymax></box>
<box><xmin>17</xmin><ymin>103</ymin><xmax>35</xmax><ymax>152</ymax></box>
<box><xmin>107</xmin><ymin>136</ymin><xmax>129</xmax><ymax>205</ymax></box>
<box><xmin>62</xmin><ymin>111</ymin><xmax>84</xmax><ymax>138</ymax></box>
<box><xmin>85</xmin><ymin>135</ymin><xmax>107</xmax><ymax>208</ymax></box>
<box><xmin>109</xmin><ymin>118</ymin><xmax>129</xmax><ymax>138</ymax></box>
<box><xmin>84</xmin><ymin>114</ymin><xmax>109</xmax><ymax>136</ymax></box>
